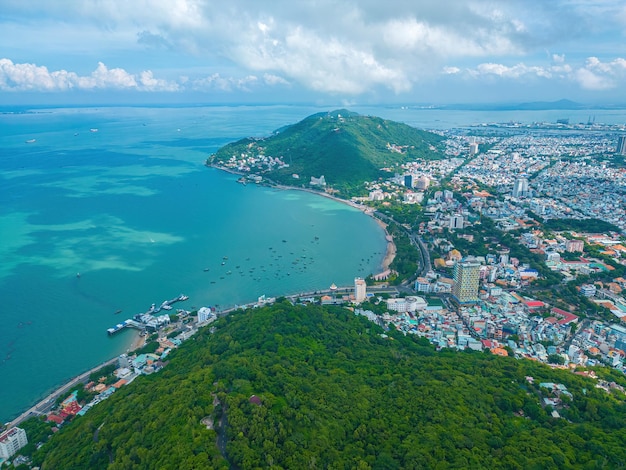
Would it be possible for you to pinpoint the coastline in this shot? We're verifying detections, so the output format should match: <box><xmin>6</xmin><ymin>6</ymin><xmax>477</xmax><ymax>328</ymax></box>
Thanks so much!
<box><xmin>4</xmin><ymin>167</ymin><xmax>392</xmax><ymax>427</ymax></box>
<box><xmin>207</xmin><ymin>163</ymin><xmax>397</xmax><ymax>273</ymax></box>
<box><xmin>128</xmin><ymin>331</ymin><xmax>146</xmax><ymax>352</ymax></box>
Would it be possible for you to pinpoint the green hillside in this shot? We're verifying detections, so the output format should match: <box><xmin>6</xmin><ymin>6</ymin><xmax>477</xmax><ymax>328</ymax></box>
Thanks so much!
<box><xmin>34</xmin><ymin>303</ymin><xmax>626</xmax><ymax>469</ymax></box>
<box><xmin>208</xmin><ymin>110</ymin><xmax>444</xmax><ymax>194</ymax></box>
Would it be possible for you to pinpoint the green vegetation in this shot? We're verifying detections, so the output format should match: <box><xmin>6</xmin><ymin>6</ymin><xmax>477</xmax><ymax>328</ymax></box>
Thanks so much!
<box><xmin>209</xmin><ymin>110</ymin><xmax>444</xmax><ymax>196</ymax></box>
<box><xmin>34</xmin><ymin>303</ymin><xmax>626</xmax><ymax>469</ymax></box>
<box><xmin>543</xmin><ymin>218</ymin><xmax>621</xmax><ymax>234</ymax></box>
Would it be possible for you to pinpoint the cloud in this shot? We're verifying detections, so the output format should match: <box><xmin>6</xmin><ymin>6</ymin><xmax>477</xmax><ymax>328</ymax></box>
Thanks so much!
<box><xmin>574</xmin><ymin>56</ymin><xmax>626</xmax><ymax>90</ymax></box>
<box><xmin>0</xmin><ymin>59</ymin><xmax>179</xmax><ymax>92</ymax></box>
<box><xmin>448</xmin><ymin>55</ymin><xmax>625</xmax><ymax>91</ymax></box>
<box><xmin>190</xmin><ymin>73</ymin><xmax>259</xmax><ymax>92</ymax></box>
<box><xmin>1</xmin><ymin>1</ymin><xmax>626</xmax><ymax>99</ymax></box>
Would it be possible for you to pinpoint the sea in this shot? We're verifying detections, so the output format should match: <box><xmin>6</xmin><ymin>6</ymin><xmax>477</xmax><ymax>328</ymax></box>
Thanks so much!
<box><xmin>1</xmin><ymin>104</ymin><xmax>626</xmax><ymax>423</ymax></box>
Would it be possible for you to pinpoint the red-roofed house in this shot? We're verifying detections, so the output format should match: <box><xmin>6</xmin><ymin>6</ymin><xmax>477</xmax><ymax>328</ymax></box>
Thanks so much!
<box><xmin>525</xmin><ymin>300</ymin><xmax>545</xmax><ymax>310</ymax></box>
<box><xmin>46</xmin><ymin>414</ymin><xmax>64</xmax><ymax>425</ymax></box>
<box><xmin>551</xmin><ymin>307</ymin><xmax>579</xmax><ymax>325</ymax></box>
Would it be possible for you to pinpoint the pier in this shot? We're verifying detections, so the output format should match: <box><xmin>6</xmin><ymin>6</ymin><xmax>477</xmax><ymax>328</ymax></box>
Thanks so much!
<box><xmin>107</xmin><ymin>294</ymin><xmax>188</xmax><ymax>335</ymax></box>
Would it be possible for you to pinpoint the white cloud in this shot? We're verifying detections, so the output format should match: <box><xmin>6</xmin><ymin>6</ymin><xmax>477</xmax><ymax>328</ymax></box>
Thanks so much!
<box><xmin>442</xmin><ymin>67</ymin><xmax>461</xmax><ymax>75</ymax></box>
<box><xmin>0</xmin><ymin>59</ymin><xmax>178</xmax><ymax>92</ymax></box>
<box><xmin>263</xmin><ymin>73</ymin><xmax>290</xmax><ymax>86</ymax></box>
<box><xmin>1</xmin><ymin>1</ymin><xmax>626</xmax><ymax>99</ymax></box>
<box><xmin>190</xmin><ymin>73</ymin><xmax>260</xmax><ymax>92</ymax></box>
<box><xmin>574</xmin><ymin>56</ymin><xmax>626</xmax><ymax>90</ymax></box>
<box><xmin>448</xmin><ymin>55</ymin><xmax>626</xmax><ymax>92</ymax></box>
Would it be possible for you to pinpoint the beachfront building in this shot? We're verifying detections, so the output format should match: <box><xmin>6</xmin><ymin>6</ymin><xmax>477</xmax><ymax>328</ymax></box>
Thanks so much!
<box><xmin>198</xmin><ymin>307</ymin><xmax>215</xmax><ymax>324</ymax></box>
<box><xmin>452</xmin><ymin>261</ymin><xmax>480</xmax><ymax>304</ymax></box>
<box><xmin>0</xmin><ymin>427</ymin><xmax>28</xmax><ymax>459</ymax></box>
<box><xmin>354</xmin><ymin>277</ymin><xmax>367</xmax><ymax>303</ymax></box>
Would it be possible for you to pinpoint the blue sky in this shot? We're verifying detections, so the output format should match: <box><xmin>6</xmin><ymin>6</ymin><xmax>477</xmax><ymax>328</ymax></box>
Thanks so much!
<box><xmin>1</xmin><ymin>0</ymin><xmax>625</xmax><ymax>105</ymax></box>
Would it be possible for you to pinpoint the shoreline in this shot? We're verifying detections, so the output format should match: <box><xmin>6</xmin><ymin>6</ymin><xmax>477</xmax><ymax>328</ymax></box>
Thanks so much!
<box><xmin>4</xmin><ymin>167</ymin><xmax>393</xmax><ymax>427</ymax></box>
<box><xmin>207</xmin><ymin>163</ymin><xmax>397</xmax><ymax>273</ymax></box>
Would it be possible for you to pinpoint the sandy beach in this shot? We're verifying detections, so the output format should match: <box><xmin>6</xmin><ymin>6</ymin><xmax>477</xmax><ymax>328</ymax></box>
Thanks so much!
<box><xmin>373</xmin><ymin>218</ymin><xmax>397</xmax><ymax>271</ymax></box>
<box><xmin>128</xmin><ymin>332</ymin><xmax>146</xmax><ymax>352</ymax></box>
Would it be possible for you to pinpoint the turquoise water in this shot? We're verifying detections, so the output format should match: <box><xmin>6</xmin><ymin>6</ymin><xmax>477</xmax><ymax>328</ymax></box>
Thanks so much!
<box><xmin>0</xmin><ymin>105</ymin><xmax>388</xmax><ymax>422</ymax></box>
<box><xmin>3</xmin><ymin>103</ymin><xmax>624</xmax><ymax>423</ymax></box>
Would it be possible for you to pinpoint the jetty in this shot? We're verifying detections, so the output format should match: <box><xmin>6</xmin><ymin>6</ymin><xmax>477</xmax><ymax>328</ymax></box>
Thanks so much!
<box><xmin>107</xmin><ymin>294</ymin><xmax>188</xmax><ymax>335</ymax></box>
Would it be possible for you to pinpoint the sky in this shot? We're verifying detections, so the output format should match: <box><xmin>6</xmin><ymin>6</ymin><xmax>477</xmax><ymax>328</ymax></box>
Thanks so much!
<box><xmin>1</xmin><ymin>0</ymin><xmax>626</xmax><ymax>106</ymax></box>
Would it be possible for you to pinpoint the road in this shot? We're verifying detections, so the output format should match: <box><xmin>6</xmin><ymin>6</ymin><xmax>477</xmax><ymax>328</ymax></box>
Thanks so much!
<box><xmin>4</xmin><ymin>357</ymin><xmax>118</xmax><ymax>430</ymax></box>
<box><xmin>374</xmin><ymin>211</ymin><xmax>431</xmax><ymax>289</ymax></box>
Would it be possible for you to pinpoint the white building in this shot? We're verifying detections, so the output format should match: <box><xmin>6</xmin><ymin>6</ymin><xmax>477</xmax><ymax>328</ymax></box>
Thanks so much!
<box><xmin>354</xmin><ymin>277</ymin><xmax>367</xmax><ymax>303</ymax></box>
<box><xmin>198</xmin><ymin>307</ymin><xmax>215</xmax><ymax>324</ymax></box>
<box><xmin>0</xmin><ymin>427</ymin><xmax>28</xmax><ymax>459</ymax></box>
<box><xmin>580</xmin><ymin>284</ymin><xmax>597</xmax><ymax>297</ymax></box>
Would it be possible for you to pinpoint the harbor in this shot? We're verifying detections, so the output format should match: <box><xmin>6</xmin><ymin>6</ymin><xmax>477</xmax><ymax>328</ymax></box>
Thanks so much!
<box><xmin>107</xmin><ymin>294</ymin><xmax>189</xmax><ymax>336</ymax></box>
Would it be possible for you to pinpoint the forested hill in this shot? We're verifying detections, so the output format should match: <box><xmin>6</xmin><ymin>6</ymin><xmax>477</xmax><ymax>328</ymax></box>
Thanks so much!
<box><xmin>36</xmin><ymin>302</ymin><xmax>626</xmax><ymax>469</ymax></box>
<box><xmin>208</xmin><ymin>110</ymin><xmax>444</xmax><ymax>193</ymax></box>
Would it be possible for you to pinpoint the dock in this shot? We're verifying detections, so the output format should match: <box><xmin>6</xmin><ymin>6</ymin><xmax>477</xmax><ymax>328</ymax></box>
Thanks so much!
<box><xmin>107</xmin><ymin>294</ymin><xmax>188</xmax><ymax>335</ymax></box>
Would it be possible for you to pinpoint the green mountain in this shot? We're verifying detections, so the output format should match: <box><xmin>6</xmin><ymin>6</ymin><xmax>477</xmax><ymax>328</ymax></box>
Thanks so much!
<box><xmin>208</xmin><ymin>110</ymin><xmax>444</xmax><ymax>194</ymax></box>
<box><xmin>35</xmin><ymin>303</ymin><xmax>626</xmax><ymax>469</ymax></box>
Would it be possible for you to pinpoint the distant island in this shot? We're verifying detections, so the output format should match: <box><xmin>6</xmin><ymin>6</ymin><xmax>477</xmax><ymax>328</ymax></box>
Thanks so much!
<box><xmin>208</xmin><ymin>109</ymin><xmax>444</xmax><ymax>196</ymax></box>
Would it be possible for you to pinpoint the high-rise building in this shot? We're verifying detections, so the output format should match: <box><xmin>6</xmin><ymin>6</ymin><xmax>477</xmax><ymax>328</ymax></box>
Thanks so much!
<box><xmin>512</xmin><ymin>177</ymin><xmax>529</xmax><ymax>198</ymax></box>
<box><xmin>449</xmin><ymin>214</ymin><xmax>464</xmax><ymax>230</ymax></box>
<box><xmin>198</xmin><ymin>307</ymin><xmax>214</xmax><ymax>323</ymax></box>
<box><xmin>452</xmin><ymin>261</ymin><xmax>480</xmax><ymax>304</ymax></box>
<box><xmin>118</xmin><ymin>354</ymin><xmax>130</xmax><ymax>369</ymax></box>
<box><xmin>354</xmin><ymin>277</ymin><xmax>367</xmax><ymax>303</ymax></box>
<box><xmin>469</xmin><ymin>142</ymin><xmax>479</xmax><ymax>155</ymax></box>
<box><xmin>617</xmin><ymin>136</ymin><xmax>626</xmax><ymax>156</ymax></box>
<box><xmin>0</xmin><ymin>427</ymin><xmax>28</xmax><ymax>459</ymax></box>
<box><xmin>404</xmin><ymin>174</ymin><xmax>413</xmax><ymax>188</ymax></box>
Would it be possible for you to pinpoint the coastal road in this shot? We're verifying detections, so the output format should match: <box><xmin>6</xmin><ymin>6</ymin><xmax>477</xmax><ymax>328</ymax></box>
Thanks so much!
<box><xmin>374</xmin><ymin>211</ymin><xmax>430</xmax><ymax>287</ymax></box>
<box><xmin>4</xmin><ymin>357</ymin><xmax>118</xmax><ymax>430</ymax></box>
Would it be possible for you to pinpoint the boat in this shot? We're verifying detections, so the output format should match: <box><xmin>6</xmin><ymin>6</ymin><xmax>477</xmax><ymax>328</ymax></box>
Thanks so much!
<box><xmin>114</xmin><ymin>310</ymin><xmax>122</xmax><ymax>315</ymax></box>
<box><xmin>76</xmin><ymin>272</ymin><xmax>81</xmax><ymax>278</ymax></box>
<box><xmin>90</xmin><ymin>128</ymin><xmax>99</xmax><ymax>133</ymax></box>
<box><xmin>25</xmin><ymin>139</ymin><xmax>36</xmax><ymax>144</ymax></box>
<box><xmin>203</xmin><ymin>268</ymin><xmax>210</xmax><ymax>272</ymax></box>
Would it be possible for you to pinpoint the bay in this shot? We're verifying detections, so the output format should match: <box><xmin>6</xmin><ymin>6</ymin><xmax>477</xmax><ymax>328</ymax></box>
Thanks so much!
<box><xmin>0</xmin><ymin>105</ymin><xmax>387</xmax><ymax>422</ymax></box>
<box><xmin>2</xmin><ymin>103</ymin><xmax>625</xmax><ymax>423</ymax></box>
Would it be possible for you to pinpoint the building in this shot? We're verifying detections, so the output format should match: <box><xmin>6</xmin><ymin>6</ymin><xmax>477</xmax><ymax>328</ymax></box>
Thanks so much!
<box><xmin>197</xmin><ymin>306</ymin><xmax>215</xmax><ymax>324</ymax></box>
<box><xmin>415</xmin><ymin>277</ymin><xmax>431</xmax><ymax>293</ymax></box>
<box><xmin>449</xmin><ymin>214</ymin><xmax>464</xmax><ymax>230</ymax></box>
<box><xmin>617</xmin><ymin>136</ymin><xmax>626</xmax><ymax>156</ymax></box>
<box><xmin>404</xmin><ymin>174</ymin><xmax>413</xmax><ymax>188</ymax></box>
<box><xmin>118</xmin><ymin>354</ymin><xmax>130</xmax><ymax>369</ymax></box>
<box><xmin>469</xmin><ymin>142</ymin><xmax>479</xmax><ymax>155</ymax></box>
<box><xmin>512</xmin><ymin>177</ymin><xmax>529</xmax><ymax>198</ymax></box>
<box><xmin>354</xmin><ymin>277</ymin><xmax>367</xmax><ymax>303</ymax></box>
<box><xmin>452</xmin><ymin>261</ymin><xmax>480</xmax><ymax>304</ymax></box>
<box><xmin>0</xmin><ymin>427</ymin><xmax>28</xmax><ymax>459</ymax></box>
<box><xmin>566</xmin><ymin>239</ymin><xmax>585</xmax><ymax>253</ymax></box>
<box><xmin>580</xmin><ymin>284</ymin><xmax>597</xmax><ymax>297</ymax></box>
<box><xmin>415</xmin><ymin>176</ymin><xmax>430</xmax><ymax>190</ymax></box>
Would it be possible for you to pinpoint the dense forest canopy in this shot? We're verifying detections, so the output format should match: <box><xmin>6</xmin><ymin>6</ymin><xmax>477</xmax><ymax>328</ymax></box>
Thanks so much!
<box><xmin>34</xmin><ymin>302</ymin><xmax>626</xmax><ymax>469</ymax></box>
